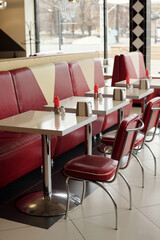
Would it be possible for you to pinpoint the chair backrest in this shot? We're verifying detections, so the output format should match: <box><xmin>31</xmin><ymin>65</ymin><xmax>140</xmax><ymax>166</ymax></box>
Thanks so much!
<box><xmin>142</xmin><ymin>97</ymin><xmax>160</xmax><ymax>134</ymax></box>
<box><xmin>112</xmin><ymin>51</ymin><xmax>146</xmax><ymax>86</ymax></box>
<box><xmin>111</xmin><ymin>114</ymin><xmax>143</xmax><ymax>161</ymax></box>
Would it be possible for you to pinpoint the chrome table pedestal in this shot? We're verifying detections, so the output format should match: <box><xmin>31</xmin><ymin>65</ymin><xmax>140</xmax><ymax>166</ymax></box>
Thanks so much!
<box><xmin>16</xmin><ymin>135</ymin><xmax>82</xmax><ymax>216</ymax></box>
<box><xmin>16</xmin><ymin>190</ymin><xmax>80</xmax><ymax>216</ymax></box>
<box><xmin>0</xmin><ymin>111</ymin><xmax>96</xmax><ymax>217</ymax></box>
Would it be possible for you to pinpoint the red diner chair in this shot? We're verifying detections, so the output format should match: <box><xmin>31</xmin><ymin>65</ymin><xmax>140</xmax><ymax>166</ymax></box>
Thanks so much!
<box><xmin>101</xmin><ymin>97</ymin><xmax>160</xmax><ymax>188</ymax></box>
<box><xmin>63</xmin><ymin>114</ymin><xmax>144</xmax><ymax>230</ymax></box>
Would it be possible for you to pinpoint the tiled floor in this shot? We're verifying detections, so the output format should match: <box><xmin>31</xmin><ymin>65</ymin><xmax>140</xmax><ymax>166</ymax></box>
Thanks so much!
<box><xmin>1</xmin><ymin>107</ymin><xmax>160</xmax><ymax>240</ymax></box>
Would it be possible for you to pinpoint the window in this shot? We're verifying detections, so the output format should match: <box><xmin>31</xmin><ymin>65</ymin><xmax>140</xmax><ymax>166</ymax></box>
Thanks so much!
<box><xmin>151</xmin><ymin>0</ymin><xmax>160</xmax><ymax>74</ymax></box>
<box><xmin>107</xmin><ymin>0</ymin><xmax>129</xmax><ymax>73</ymax></box>
<box><xmin>36</xmin><ymin>0</ymin><xmax>103</xmax><ymax>54</ymax></box>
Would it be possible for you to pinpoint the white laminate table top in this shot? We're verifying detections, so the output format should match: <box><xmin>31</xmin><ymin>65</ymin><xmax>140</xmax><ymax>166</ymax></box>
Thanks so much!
<box><xmin>0</xmin><ymin>110</ymin><xmax>97</xmax><ymax>136</ymax></box>
<box><xmin>85</xmin><ymin>86</ymin><xmax>154</xmax><ymax>100</ymax></box>
<box><xmin>44</xmin><ymin>96</ymin><xmax>130</xmax><ymax>115</ymax></box>
<box><xmin>115</xmin><ymin>78</ymin><xmax>160</xmax><ymax>89</ymax></box>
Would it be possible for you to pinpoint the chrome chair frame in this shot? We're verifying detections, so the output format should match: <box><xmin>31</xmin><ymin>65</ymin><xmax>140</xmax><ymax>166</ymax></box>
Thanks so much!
<box><xmin>103</xmin><ymin>103</ymin><xmax>160</xmax><ymax>188</ymax></box>
<box><xmin>134</xmin><ymin>107</ymin><xmax>160</xmax><ymax>178</ymax></box>
<box><xmin>65</xmin><ymin>118</ymin><xmax>144</xmax><ymax>230</ymax></box>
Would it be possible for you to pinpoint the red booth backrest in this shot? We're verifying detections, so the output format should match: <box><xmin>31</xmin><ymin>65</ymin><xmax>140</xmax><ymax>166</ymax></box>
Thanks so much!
<box><xmin>94</xmin><ymin>58</ymin><xmax>105</xmax><ymax>87</ymax></box>
<box><xmin>54</xmin><ymin>62</ymin><xmax>74</xmax><ymax>100</ymax></box>
<box><xmin>112</xmin><ymin>51</ymin><xmax>146</xmax><ymax>86</ymax></box>
<box><xmin>68</xmin><ymin>58</ymin><xmax>106</xmax><ymax>135</ymax></box>
<box><xmin>10</xmin><ymin>67</ymin><xmax>48</xmax><ymax>113</ymax></box>
<box><xmin>10</xmin><ymin>62</ymin><xmax>75</xmax><ymax>114</ymax></box>
<box><xmin>0</xmin><ymin>71</ymin><xmax>19</xmax><ymax>120</ymax></box>
<box><xmin>69</xmin><ymin>58</ymin><xmax>105</xmax><ymax>96</ymax></box>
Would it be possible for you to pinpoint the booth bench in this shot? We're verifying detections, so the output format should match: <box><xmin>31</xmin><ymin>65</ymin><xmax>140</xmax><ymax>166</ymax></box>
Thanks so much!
<box><xmin>0</xmin><ymin>53</ymin><xmax>132</xmax><ymax>188</ymax></box>
<box><xmin>112</xmin><ymin>51</ymin><xmax>159</xmax><ymax>104</ymax></box>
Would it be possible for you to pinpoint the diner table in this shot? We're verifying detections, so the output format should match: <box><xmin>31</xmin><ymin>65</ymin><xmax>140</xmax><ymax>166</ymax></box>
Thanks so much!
<box><xmin>44</xmin><ymin>96</ymin><xmax>130</xmax><ymax>124</ymax></box>
<box><xmin>85</xmin><ymin>86</ymin><xmax>154</xmax><ymax>113</ymax></box>
<box><xmin>115</xmin><ymin>78</ymin><xmax>160</xmax><ymax>89</ymax></box>
<box><xmin>0</xmin><ymin>110</ymin><xmax>97</xmax><ymax>217</ymax></box>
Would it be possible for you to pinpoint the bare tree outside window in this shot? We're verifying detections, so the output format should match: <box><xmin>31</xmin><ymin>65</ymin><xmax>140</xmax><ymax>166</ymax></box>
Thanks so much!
<box><xmin>35</xmin><ymin>0</ymin><xmax>129</xmax><ymax>74</ymax></box>
<box><xmin>36</xmin><ymin>0</ymin><xmax>101</xmax><ymax>53</ymax></box>
<box><xmin>151</xmin><ymin>0</ymin><xmax>160</xmax><ymax>74</ymax></box>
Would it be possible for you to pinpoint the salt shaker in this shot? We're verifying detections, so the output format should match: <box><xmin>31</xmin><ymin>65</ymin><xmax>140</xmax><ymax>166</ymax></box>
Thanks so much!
<box><xmin>61</xmin><ymin>106</ymin><xmax>65</xmax><ymax>114</ymax></box>
<box><xmin>98</xmin><ymin>93</ymin><xmax>103</xmax><ymax>101</ymax></box>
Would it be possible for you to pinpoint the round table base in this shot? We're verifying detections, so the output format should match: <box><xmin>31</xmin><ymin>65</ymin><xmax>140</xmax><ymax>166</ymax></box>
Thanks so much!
<box><xmin>16</xmin><ymin>190</ymin><xmax>81</xmax><ymax>217</ymax></box>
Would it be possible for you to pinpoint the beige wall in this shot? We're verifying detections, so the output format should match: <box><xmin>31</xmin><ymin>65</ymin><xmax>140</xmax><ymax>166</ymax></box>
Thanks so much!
<box><xmin>0</xmin><ymin>0</ymin><xmax>36</xmax><ymax>57</ymax></box>
<box><xmin>0</xmin><ymin>0</ymin><xmax>25</xmax><ymax>50</ymax></box>
<box><xmin>0</xmin><ymin>52</ymin><xmax>100</xmax><ymax>71</ymax></box>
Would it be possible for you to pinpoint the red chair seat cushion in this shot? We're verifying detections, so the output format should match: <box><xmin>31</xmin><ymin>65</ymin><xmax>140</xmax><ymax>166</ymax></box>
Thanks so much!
<box><xmin>64</xmin><ymin>155</ymin><xmax>118</xmax><ymax>181</ymax></box>
<box><xmin>101</xmin><ymin>130</ymin><xmax>117</xmax><ymax>145</ymax></box>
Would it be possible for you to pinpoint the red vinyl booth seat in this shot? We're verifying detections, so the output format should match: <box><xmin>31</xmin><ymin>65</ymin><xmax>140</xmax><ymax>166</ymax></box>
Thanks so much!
<box><xmin>10</xmin><ymin>63</ymin><xmax>85</xmax><ymax>159</ymax></box>
<box><xmin>0</xmin><ymin>71</ymin><xmax>43</xmax><ymax>187</ymax></box>
<box><xmin>0</xmin><ymin>132</ymin><xmax>42</xmax><ymax>188</ymax></box>
<box><xmin>0</xmin><ymin>58</ymin><xmax>132</xmax><ymax>188</ymax></box>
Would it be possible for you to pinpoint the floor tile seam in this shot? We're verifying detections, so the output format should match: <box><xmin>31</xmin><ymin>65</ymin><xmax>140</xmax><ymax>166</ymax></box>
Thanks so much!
<box><xmin>133</xmin><ymin>203</ymin><xmax>160</xmax><ymax>213</ymax></box>
<box><xmin>116</xmin><ymin>203</ymin><xmax>160</xmax><ymax>231</ymax></box>
<box><xmin>138</xmin><ymin>151</ymin><xmax>159</xmax><ymax>161</ymax></box>
<box><xmin>142</xmin><ymin>164</ymin><xmax>160</xmax><ymax>176</ymax></box>
<box><xmin>119</xmin><ymin>164</ymin><xmax>154</xmax><ymax>177</ymax></box>
<box><xmin>68</xmin><ymin>212</ymin><xmax>114</xmax><ymax>221</ymax></box>
<box><xmin>109</xmin><ymin>184</ymin><xmax>141</xmax><ymax>209</ymax></box>
<box><xmin>120</xmin><ymin>173</ymin><xmax>158</xmax><ymax>181</ymax></box>
<box><xmin>70</xmin><ymin>208</ymin><xmax>142</xmax><ymax>229</ymax></box>
<box><xmin>131</xmin><ymin>156</ymin><xmax>156</xmax><ymax>166</ymax></box>
<box><xmin>110</xmin><ymin>183</ymin><xmax>160</xmax><ymax>211</ymax></box>
<box><xmin>69</xmin><ymin>217</ymin><xmax>86</xmax><ymax>240</ymax></box>
<box><xmin>68</xmin><ymin>207</ymin><xmax>131</xmax><ymax>222</ymax></box>
<box><xmin>0</xmin><ymin>225</ymin><xmax>31</xmax><ymax>232</ymax></box>
<box><xmin>97</xmin><ymin>182</ymin><xmax>133</xmax><ymax>202</ymax></box>
<box><xmin>141</xmin><ymin>159</ymin><xmax>160</xmax><ymax>165</ymax></box>
<box><xmin>137</xmin><ymin>203</ymin><xmax>160</xmax><ymax>210</ymax></box>
<box><xmin>130</xmin><ymin>207</ymin><xmax>160</xmax><ymax>231</ymax></box>
<box><xmin>111</xmin><ymin>173</ymin><xmax>160</xmax><ymax>188</ymax></box>
<box><xmin>137</xmin><ymin>208</ymin><xmax>160</xmax><ymax>230</ymax></box>
<box><xmin>141</xmin><ymin>162</ymin><xmax>160</xmax><ymax>170</ymax></box>
<box><xmin>138</xmin><ymin>155</ymin><xmax>160</xmax><ymax>162</ymax></box>
<box><xmin>67</xmin><ymin>186</ymin><xmax>132</xmax><ymax>221</ymax></box>
<box><xmin>120</xmin><ymin>155</ymin><xmax>155</xmax><ymax>167</ymax></box>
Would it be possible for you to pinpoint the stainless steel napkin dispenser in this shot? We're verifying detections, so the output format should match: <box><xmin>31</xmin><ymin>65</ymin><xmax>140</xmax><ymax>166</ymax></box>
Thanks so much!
<box><xmin>76</xmin><ymin>101</ymin><xmax>92</xmax><ymax>116</ymax></box>
<box><xmin>113</xmin><ymin>88</ymin><xmax>126</xmax><ymax>101</ymax></box>
<box><xmin>139</xmin><ymin>79</ymin><xmax>150</xmax><ymax>89</ymax></box>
